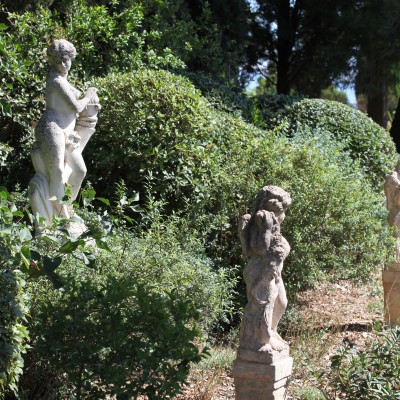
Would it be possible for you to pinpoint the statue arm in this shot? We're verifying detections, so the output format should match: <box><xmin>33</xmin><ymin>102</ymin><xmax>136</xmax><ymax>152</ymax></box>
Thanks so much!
<box><xmin>239</xmin><ymin>214</ymin><xmax>251</xmax><ymax>257</ymax></box>
<box><xmin>249</xmin><ymin>210</ymin><xmax>274</xmax><ymax>255</ymax></box>
<box><xmin>52</xmin><ymin>78</ymin><xmax>97</xmax><ymax>114</ymax></box>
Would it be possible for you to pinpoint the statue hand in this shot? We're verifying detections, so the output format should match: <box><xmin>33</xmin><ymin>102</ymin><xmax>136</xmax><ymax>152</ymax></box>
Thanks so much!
<box><xmin>85</xmin><ymin>87</ymin><xmax>98</xmax><ymax>100</ymax></box>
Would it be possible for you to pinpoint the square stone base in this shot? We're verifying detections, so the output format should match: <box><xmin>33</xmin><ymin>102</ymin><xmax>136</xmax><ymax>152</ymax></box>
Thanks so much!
<box><xmin>383</xmin><ymin>269</ymin><xmax>400</xmax><ymax>325</ymax></box>
<box><xmin>232</xmin><ymin>348</ymin><xmax>292</xmax><ymax>400</ymax></box>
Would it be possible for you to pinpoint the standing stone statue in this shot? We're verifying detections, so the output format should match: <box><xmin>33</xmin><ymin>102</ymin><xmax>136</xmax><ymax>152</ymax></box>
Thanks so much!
<box><xmin>29</xmin><ymin>39</ymin><xmax>100</xmax><ymax>233</ymax></box>
<box><xmin>384</xmin><ymin>161</ymin><xmax>400</xmax><ymax>259</ymax></box>
<box><xmin>233</xmin><ymin>185</ymin><xmax>293</xmax><ymax>400</ymax></box>
<box><xmin>383</xmin><ymin>161</ymin><xmax>400</xmax><ymax>324</ymax></box>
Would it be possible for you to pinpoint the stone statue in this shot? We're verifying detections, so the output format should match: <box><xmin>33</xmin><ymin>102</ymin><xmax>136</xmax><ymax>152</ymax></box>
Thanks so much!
<box><xmin>29</xmin><ymin>39</ymin><xmax>100</xmax><ymax>233</ymax></box>
<box><xmin>238</xmin><ymin>185</ymin><xmax>291</xmax><ymax>352</ymax></box>
<box><xmin>384</xmin><ymin>161</ymin><xmax>400</xmax><ymax>259</ymax></box>
<box><xmin>383</xmin><ymin>161</ymin><xmax>400</xmax><ymax>326</ymax></box>
<box><xmin>233</xmin><ymin>185</ymin><xmax>293</xmax><ymax>400</ymax></box>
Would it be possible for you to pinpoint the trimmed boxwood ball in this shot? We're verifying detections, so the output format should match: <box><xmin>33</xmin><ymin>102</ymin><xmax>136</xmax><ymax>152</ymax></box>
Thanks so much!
<box><xmin>279</xmin><ymin>99</ymin><xmax>398</xmax><ymax>188</ymax></box>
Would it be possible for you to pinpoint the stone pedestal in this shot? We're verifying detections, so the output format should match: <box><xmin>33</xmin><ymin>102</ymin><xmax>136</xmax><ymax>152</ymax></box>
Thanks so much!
<box><xmin>233</xmin><ymin>347</ymin><xmax>292</xmax><ymax>400</ymax></box>
<box><xmin>383</xmin><ymin>263</ymin><xmax>400</xmax><ymax>325</ymax></box>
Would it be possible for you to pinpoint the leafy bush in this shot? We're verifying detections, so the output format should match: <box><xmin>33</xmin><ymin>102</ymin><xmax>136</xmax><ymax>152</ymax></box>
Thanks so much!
<box><xmin>200</xmin><ymin>126</ymin><xmax>393</xmax><ymax>297</ymax></box>
<box><xmin>29</xmin><ymin>276</ymin><xmax>205</xmax><ymax>400</ymax></box>
<box><xmin>319</xmin><ymin>326</ymin><xmax>400</xmax><ymax>399</ymax></box>
<box><xmin>278</xmin><ymin>99</ymin><xmax>398</xmax><ymax>188</ymax></box>
<box><xmin>86</xmin><ymin>69</ymin><xmax>393</xmax><ymax>299</ymax></box>
<box><xmin>0</xmin><ymin>189</ymin><xmax>31</xmax><ymax>396</ymax></box>
<box><xmin>22</xmin><ymin>213</ymin><xmax>234</xmax><ymax>399</ymax></box>
<box><xmin>88</xmin><ymin>70</ymin><xmax>220</xmax><ymax>203</ymax></box>
<box><xmin>95</xmin><ymin>224</ymin><xmax>235</xmax><ymax>330</ymax></box>
<box><xmin>0</xmin><ymin>185</ymin><xmax>109</xmax><ymax>397</ymax></box>
<box><xmin>0</xmin><ymin>270</ymin><xmax>29</xmax><ymax>397</ymax></box>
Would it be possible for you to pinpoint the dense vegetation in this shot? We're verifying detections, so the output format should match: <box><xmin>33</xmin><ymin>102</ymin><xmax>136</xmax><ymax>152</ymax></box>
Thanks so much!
<box><xmin>1</xmin><ymin>0</ymin><xmax>400</xmax><ymax>398</ymax></box>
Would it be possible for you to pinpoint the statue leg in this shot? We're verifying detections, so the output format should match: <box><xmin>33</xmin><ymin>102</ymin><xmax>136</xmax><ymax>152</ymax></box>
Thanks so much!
<box><xmin>271</xmin><ymin>279</ymin><xmax>288</xmax><ymax>347</ymax></box>
<box><xmin>249</xmin><ymin>274</ymin><xmax>279</xmax><ymax>352</ymax></box>
<box><xmin>261</xmin><ymin>280</ymin><xmax>287</xmax><ymax>351</ymax></box>
<box><xmin>36</xmin><ymin>124</ymin><xmax>66</xmax><ymax>216</ymax></box>
<box><xmin>65</xmin><ymin>147</ymin><xmax>87</xmax><ymax>201</ymax></box>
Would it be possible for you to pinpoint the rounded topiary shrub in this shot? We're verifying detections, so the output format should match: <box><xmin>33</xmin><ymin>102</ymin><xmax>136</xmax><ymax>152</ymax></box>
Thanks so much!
<box><xmin>279</xmin><ymin>99</ymin><xmax>398</xmax><ymax>188</ymax></box>
<box><xmin>84</xmin><ymin>70</ymin><xmax>393</xmax><ymax>300</ymax></box>
<box><xmin>86</xmin><ymin>70</ymin><xmax>263</xmax><ymax>212</ymax></box>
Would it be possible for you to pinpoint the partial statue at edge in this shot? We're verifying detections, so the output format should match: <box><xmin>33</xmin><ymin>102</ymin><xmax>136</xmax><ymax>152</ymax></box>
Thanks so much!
<box><xmin>384</xmin><ymin>161</ymin><xmax>400</xmax><ymax>259</ymax></box>
<box><xmin>238</xmin><ymin>185</ymin><xmax>291</xmax><ymax>353</ymax></box>
<box><xmin>29</xmin><ymin>39</ymin><xmax>101</xmax><ymax>233</ymax></box>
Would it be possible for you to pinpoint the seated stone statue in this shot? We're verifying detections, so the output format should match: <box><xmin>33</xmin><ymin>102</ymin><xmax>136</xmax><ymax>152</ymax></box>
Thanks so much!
<box><xmin>29</xmin><ymin>39</ymin><xmax>100</xmax><ymax>232</ymax></box>
<box><xmin>238</xmin><ymin>185</ymin><xmax>291</xmax><ymax>352</ymax></box>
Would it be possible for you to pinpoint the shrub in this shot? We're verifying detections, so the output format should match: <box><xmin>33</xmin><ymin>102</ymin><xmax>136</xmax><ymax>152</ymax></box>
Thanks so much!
<box><xmin>86</xmin><ymin>70</ymin><xmax>393</xmax><ymax>300</ymax></box>
<box><xmin>0</xmin><ymin>189</ymin><xmax>31</xmax><ymax>396</ymax></box>
<box><xmin>199</xmin><ymin>126</ymin><xmax>393</xmax><ymax>298</ymax></box>
<box><xmin>29</xmin><ymin>276</ymin><xmax>205</xmax><ymax>400</ymax></box>
<box><xmin>319</xmin><ymin>326</ymin><xmax>400</xmax><ymax>399</ymax></box>
<box><xmin>21</xmin><ymin>210</ymin><xmax>235</xmax><ymax>399</ymax></box>
<box><xmin>278</xmin><ymin>99</ymin><xmax>398</xmax><ymax>188</ymax></box>
<box><xmin>0</xmin><ymin>184</ymin><xmax>114</xmax><ymax>398</ymax></box>
<box><xmin>88</xmin><ymin>70</ymin><xmax>224</xmax><ymax>203</ymax></box>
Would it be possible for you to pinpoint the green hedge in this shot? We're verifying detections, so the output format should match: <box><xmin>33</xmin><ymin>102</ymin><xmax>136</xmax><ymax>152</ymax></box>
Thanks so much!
<box><xmin>278</xmin><ymin>99</ymin><xmax>398</xmax><ymax>188</ymax></box>
<box><xmin>85</xmin><ymin>70</ymin><xmax>392</xmax><ymax>299</ymax></box>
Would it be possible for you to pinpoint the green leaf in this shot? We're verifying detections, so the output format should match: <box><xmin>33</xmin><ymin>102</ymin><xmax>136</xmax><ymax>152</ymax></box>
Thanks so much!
<box><xmin>97</xmin><ymin>197</ymin><xmax>110</xmax><ymax>206</ymax></box>
<box><xmin>58</xmin><ymin>239</ymin><xmax>82</xmax><ymax>253</ymax></box>
<box><xmin>0</xmin><ymin>23</ymin><xmax>8</xmax><ymax>31</ymax></box>
<box><xmin>82</xmin><ymin>187</ymin><xmax>96</xmax><ymax>206</ymax></box>
<box><xmin>41</xmin><ymin>235</ymin><xmax>61</xmax><ymax>244</ymax></box>
<box><xmin>0</xmin><ymin>223</ymin><xmax>12</xmax><ymax>235</ymax></box>
<box><xmin>82</xmin><ymin>251</ymin><xmax>96</xmax><ymax>267</ymax></box>
<box><xmin>21</xmin><ymin>246</ymin><xmax>31</xmax><ymax>262</ymax></box>
<box><xmin>95</xmin><ymin>238</ymin><xmax>111</xmax><ymax>252</ymax></box>
<box><xmin>19</xmin><ymin>228</ymin><xmax>32</xmax><ymax>242</ymax></box>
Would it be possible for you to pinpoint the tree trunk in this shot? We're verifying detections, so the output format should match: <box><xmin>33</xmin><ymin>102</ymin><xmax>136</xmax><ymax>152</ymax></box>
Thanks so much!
<box><xmin>276</xmin><ymin>0</ymin><xmax>292</xmax><ymax>95</ymax></box>
<box><xmin>367</xmin><ymin>85</ymin><xmax>387</xmax><ymax>128</ymax></box>
<box><xmin>390</xmin><ymin>97</ymin><xmax>400</xmax><ymax>153</ymax></box>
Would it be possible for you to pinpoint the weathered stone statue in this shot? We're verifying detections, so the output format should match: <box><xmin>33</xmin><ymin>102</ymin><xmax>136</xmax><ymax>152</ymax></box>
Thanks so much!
<box><xmin>384</xmin><ymin>161</ymin><xmax>400</xmax><ymax>258</ymax></box>
<box><xmin>383</xmin><ymin>162</ymin><xmax>400</xmax><ymax>324</ymax></box>
<box><xmin>233</xmin><ymin>185</ymin><xmax>293</xmax><ymax>400</ymax></box>
<box><xmin>29</xmin><ymin>39</ymin><xmax>100</xmax><ymax>233</ymax></box>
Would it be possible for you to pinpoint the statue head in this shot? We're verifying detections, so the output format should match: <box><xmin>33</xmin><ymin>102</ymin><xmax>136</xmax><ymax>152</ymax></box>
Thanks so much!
<box><xmin>47</xmin><ymin>39</ymin><xmax>77</xmax><ymax>75</ymax></box>
<box><xmin>252</xmin><ymin>185</ymin><xmax>291</xmax><ymax>223</ymax></box>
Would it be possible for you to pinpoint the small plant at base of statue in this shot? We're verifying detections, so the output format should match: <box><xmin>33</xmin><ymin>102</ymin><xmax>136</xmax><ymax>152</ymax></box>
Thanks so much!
<box><xmin>238</xmin><ymin>185</ymin><xmax>291</xmax><ymax>353</ymax></box>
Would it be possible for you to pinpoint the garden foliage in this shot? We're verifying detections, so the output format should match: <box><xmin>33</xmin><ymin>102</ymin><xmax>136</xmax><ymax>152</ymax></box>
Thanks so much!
<box><xmin>320</xmin><ymin>326</ymin><xmax>400</xmax><ymax>399</ymax></box>
<box><xmin>0</xmin><ymin>189</ymin><xmax>31</xmax><ymax>396</ymax></box>
<box><xmin>0</xmin><ymin>4</ymin><xmax>398</xmax><ymax>395</ymax></box>
<box><xmin>0</xmin><ymin>185</ymin><xmax>233</xmax><ymax>398</ymax></box>
<box><xmin>86</xmin><ymin>70</ymin><xmax>394</xmax><ymax>299</ymax></box>
<box><xmin>29</xmin><ymin>276</ymin><xmax>205</xmax><ymax>400</ymax></box>
<box><xmin>278</xmin><ymin>99</ymin><xmax>398</xmax><ymax>187</ymax></box>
